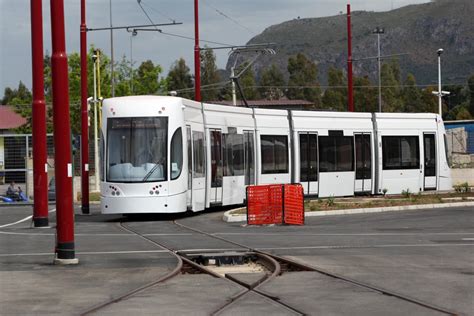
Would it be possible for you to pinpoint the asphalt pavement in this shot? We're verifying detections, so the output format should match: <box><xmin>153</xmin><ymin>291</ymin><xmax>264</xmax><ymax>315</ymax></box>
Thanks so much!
<box><xmin>0</xmin><ymin>204</ymin><xmax>472</xmax><ymax>315</ymax></box>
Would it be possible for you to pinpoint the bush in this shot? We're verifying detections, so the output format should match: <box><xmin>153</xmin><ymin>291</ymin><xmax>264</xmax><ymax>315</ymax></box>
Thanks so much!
<box><xmin>453</xmin><ymin>182</ymin><xmax>470</xmax><ymax>193</ymax></box>
<box><xmin>401</xmin><ymin>188</ymin><xmax>411</xmax><ymax>198</ymax></box>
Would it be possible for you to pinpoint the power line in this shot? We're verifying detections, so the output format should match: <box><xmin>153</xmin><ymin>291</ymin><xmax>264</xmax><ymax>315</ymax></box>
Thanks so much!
<box><xmin>139</xmin><ymin>0</ymin><xmax>176</xmax><ymax>23</ymax></box>
<box><xmin>170</xmin><ymin>82</ymin><xmax>470</xmax><ymax>94</ymax></box>
<box><xmin>136</xmin><ymin>0</ymin><xmax>235</xmax><ymax>46</ymax></box>
<box><xmin>202</xmin><ymin>0</ymin><xmax>256</xmax><ymax>35</ymax></box>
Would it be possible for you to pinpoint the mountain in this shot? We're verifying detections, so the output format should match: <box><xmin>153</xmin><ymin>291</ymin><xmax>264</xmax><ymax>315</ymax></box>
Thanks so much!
<box><xmin>226</xmin><ymin>0</ymin><xmax>474</xmax><ymax>86</ymax></box>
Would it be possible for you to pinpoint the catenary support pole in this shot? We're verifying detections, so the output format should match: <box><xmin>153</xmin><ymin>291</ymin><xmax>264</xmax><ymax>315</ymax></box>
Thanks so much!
<box><xmin>109</xmin><ymin>0</ymin><xmax>115</xmax><ymax>97</ymax></box>
<box><xmin>194</xmin><ymin>0</ymin><xmax>201</xmax><ymax>101</ymax></box>
<box><xmin>50</xmin><ymin>0</ymin><xmax>78</xmax><ymax>264</ymax></box>
<box><xmin>80</xmin><ymin>0</ymin><xmax>90</xmax><ymax>214</ymax></box>
<box><xmin>30</xmin><ymin>0</ymin><xmax>49</xmax><ymax>227</ymax></box>
<box><xmin>347</xmin><ymin>4</ymin><xmax>354</xmax><ymax>112</ymax></box>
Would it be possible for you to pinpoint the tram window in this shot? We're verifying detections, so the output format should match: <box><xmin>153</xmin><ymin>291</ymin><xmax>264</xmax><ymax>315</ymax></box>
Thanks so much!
<box><xmin>107</xmin><ymin>117</ymin><xmax>167</xmax><ymax>183</ymax></box>
<box><xmin>261</xmin><ymin>135</ymin><xmax>289</xmax><ymax>174</ymax></box>
<box><xmin>100</xmin><ymin>130</ymin><xmax>104</xmax><ymax>181</ymax></box>
<box><xmin>382</xmin><ymin>136</ymin><xmax>419</xmax><ymax>170</ymax></box>
<box><xmin>444</xmin><ymin>134</ymin><xmax>451</xmax><ymax>167</ymax></box>
<box><xmin>223</xmin><ymin>134</ymin><xmax>244</xmax><ymax>176</ymax></box>
<box><xmin>193</xmin><ymin>131</ymin><xmax>205</xmax><ymax>178</ymax></box>
<box><xmin>170</xmin><ymin>127</ymin><xmax>183</xmax><ymax>180</ymax></box>
<box><xmin>210</xmin><ymin>130</ymin><xmax>223</xmax><ymax>187</ymax></box>
<box><xmin>319</xmin><ymin>136</ymin><xmax>354</xmax><ymax>172</ymax></box>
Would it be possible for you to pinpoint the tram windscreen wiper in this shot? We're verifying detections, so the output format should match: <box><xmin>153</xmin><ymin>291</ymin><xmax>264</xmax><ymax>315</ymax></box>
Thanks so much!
<box><xmin>142</xmin><ymin>162</ymin><xmax>162</xmax><ymax>182</ymax></box>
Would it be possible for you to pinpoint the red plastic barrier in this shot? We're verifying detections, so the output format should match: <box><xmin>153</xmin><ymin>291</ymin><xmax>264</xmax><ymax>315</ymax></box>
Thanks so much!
<box><xmin>283</xmin><ymin>184</ymin><xmax>305</xmax><ymax>225</ymax></box>
<box><xmin>247</xmin><ymin>185</ymin><xmax>282</xmax><ymax>225</ymax></box>
<box><xmin>246</xmin><ymin>184</ymin><xmax>304</xmax><ymax>225</ymax></box>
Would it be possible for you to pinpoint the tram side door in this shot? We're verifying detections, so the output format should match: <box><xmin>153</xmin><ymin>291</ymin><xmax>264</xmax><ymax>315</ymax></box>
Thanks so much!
<box><xmin>244</xmin><ymin>131</ymin><xmax>255</xmax><ymax>187</ymax></box>
<box><xmin>210</xmin><ymin>129</ymin><xmax>223</xmax><ymax>205</ymax></box>
<box><xmin>186</xmin><ymin>126</ymin><xmax>192</xmax><ymax>209</ymax></box>
<box><xmin>299</xmin><ymin>132</ymin><xmax>318</xmax><ymax>195</ymax></box>
<box><xmin>191</xmin><ymin>128</ymin><xmax>206</xmax><ymax>211</ymax></box>
<box><xmin>355</xmin><ymin>133</ymin><xmax>372</xmax><ymax>193</ymax></box>
<box><xmin>423</xmin><ymin>133</ymin><xmax>437</xmax><ymax>190</ymax></box>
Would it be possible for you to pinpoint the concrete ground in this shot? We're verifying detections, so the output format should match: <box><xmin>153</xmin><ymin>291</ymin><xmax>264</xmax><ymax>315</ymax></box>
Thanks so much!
<box><xmin>0</xmin><ymin>204</ymin><xmax>472</xmax><ymax>315</ymax></box>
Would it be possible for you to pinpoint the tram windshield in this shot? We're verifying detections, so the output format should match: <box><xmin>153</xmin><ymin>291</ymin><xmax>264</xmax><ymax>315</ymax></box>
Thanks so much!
<box><xmin>107</xmin><ymin>117</ymin><xmax>168</xmax><ymax>183</ymax></box>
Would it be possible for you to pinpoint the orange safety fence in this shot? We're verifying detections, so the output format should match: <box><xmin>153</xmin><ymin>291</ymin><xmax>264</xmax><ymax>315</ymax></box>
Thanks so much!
<box><xmin>246</xmin><ymin>184</ymin><xmax>282</xmax><ymax>225</ymax></box>
<box><xmin>246</xmin><ymin>184</ymin><xmax>304</xmax><ymax>225</ymax></box>
<box><xmin>283</xmin><ymin>184</ymin><xmax>305</xmax><ymax>225</ymax></box>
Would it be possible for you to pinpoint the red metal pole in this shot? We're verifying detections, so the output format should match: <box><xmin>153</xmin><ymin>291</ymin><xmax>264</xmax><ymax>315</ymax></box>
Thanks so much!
<box><xmin>80</xmin><ymin>0</ymin><xmax>90</xmax><ymax>214</ymax></box>
<box><xmin>50</xmin><ymin>0</ymin><xmax>77</xmax><ymax>262</ymax></box>
<box><xmin>30</xmin><ymin>0</ymin><xmax>49</xmax><ymax>227</ymax></box>
<box><xmin>347</xmin><ymin>4</ymin><xmax>354</xmax><ymax>112</ymax></box>
<box><xmin>194</xmin><ymin>0</ymin><xmax>201</xmax><ymax>101</ymax></box>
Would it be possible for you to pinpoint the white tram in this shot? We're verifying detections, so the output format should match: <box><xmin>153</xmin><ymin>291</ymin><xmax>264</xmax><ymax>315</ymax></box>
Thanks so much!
<box><xmin>100</xmin><ymin>96</ymin><xmax>452</xmax><ymax>214</ymax></box>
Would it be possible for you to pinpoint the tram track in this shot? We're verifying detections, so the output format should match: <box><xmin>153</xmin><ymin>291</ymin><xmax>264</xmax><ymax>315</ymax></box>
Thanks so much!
<box><xmin>173</xmin><ymin>219</ymin><xmax>459</xmax><ymax>316</ymax></box>
<box><xmin>80</xmin><ymin>221</ymin><xmax>307</xmax><ymax>316</ymax></box>
<box><xmin>80</xmin><ymin>217</ymin><xmax>459</xmax><ymax>315</ymax></box>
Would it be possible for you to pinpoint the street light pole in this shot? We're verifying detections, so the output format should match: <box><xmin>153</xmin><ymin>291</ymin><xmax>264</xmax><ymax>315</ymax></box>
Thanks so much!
<box><xmin>437</xmin><ymin>49</ymin><xmax>443</xmax><ymax>116</ymax></box>
<box><xmin>373</xmin><ymin>27</ymin><xmax>384</xmax><ymax>113</ymax></box>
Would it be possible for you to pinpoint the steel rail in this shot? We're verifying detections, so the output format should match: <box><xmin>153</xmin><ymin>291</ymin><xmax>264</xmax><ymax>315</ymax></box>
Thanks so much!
<box><xmin>79</xmin><ymin>222</ymin><xmax>183</xmax><ymax>315</ymax></box>
<box><xmin>173</xmin><ymin>219</ymin><xmax>458</xmax><ymax>315</ymax></box>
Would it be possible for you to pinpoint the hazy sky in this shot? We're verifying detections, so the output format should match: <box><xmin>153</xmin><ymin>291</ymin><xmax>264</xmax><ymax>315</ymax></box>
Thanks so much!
<box><xmin>0</xmin><ymin>0</ymin><xmax>430</xmax><ymax>94</ymax></box>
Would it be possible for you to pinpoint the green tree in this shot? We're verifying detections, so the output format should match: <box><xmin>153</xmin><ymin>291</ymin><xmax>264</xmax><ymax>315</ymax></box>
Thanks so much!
<box><xmin>322</xmin><ymin>67</ymin><xmax>346</xmax><ymax>111</ymax></box>
<box><xmin>237</xmin><ymin>62</ymin><xmax>260</xmax><ymax>100</ymax></box>
<box><xmin>259</xmin><ymin>64</ymin><xmax>285</xmax><ymax>100</ymax></box>
<box><xmin>200</xmin><ymin>48</ymin><xmax>221</xmax><ymax>101</ymax></box>
<box><xmin>420</xmin><ymin>86</ymin><xmax>439</xmax><ymax>114</ymax></box>
<box><xmin>114</xmin><ymin>55</ymin><xmax>133</xmax><ymax>97</ymax></box>
<box><xmin>468</xmin><ymin>74</ymin><xmax>474</xmax><ymax>117</ymax></box>
<box><xmin>1</xmin><ymin>81</ymin><xmax>32</xmax><ymax>133</ymax></box>
<box><xmin>287</xmin><ymin>53</ymin><xmax>321</xmax><ymax>107</ymax></box>
<box><xmin>354</xmin><ymin>75</ymin><xmax>377</xmax><ymax>112</ymax></box>
<box><xmin>381</xmin><ymin>60</ymin><xmax>403</xmax><ymax>112</ymax></box>
<box><xmin>134</xmin><ymin>60</ymin><xmax>164</xmax><ymax>95</ymax></box>
<box><xmin>401</xmin><ymin>73</ymin><xmax>422</xmax><ymax>113</ymax></box>
<box><xmin>167</xmin><ymin>58</ymin><xmax>194</xmax><ymax>99</ymax></box>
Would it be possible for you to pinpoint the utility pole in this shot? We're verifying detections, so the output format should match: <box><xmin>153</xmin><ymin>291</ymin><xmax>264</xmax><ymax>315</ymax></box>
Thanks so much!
<box><xmin>130</xmin><ymin>30</ymin><xmax>137</xmax><ymax>94</ymax></box>
<box><xmin>50</xmin><ymin>0</ymin><xmax>78</xmax><ymax>264</ymax></box>
<box><xmin>194</xmin><ymin>0</ymin><xmax>201</xmax><ymax>101</ymax></box>
<box><xmin>373</xmin><ymin>27</ymin><xmax>384</xmax><ymax>112</ymax></box>
<box><xmin>109</xmin><ymin>0</ymin><xmax>115</xmax><ymax>97</ymax></box>
<box><xmin>30</xmin><ymin>0</ymin><xmax>49</xmax><ymax>227</ymax></box>
<box><xmin>347</xmin><ymin>4</ymin><xmax>354</xmax><ymax>112</ymax></box>
<box><xmin>92</xmin><ymin>51</ymin><xmax>100</xmax><ymax>192</ymax></box>
<box><xmin>80</xmin><ymin>0</ymin><xmax>89</xmax><ymax>214</ymax></box>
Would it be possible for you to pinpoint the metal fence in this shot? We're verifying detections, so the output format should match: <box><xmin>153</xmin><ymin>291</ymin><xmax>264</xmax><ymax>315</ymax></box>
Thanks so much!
<box><xmin>0</xmin><ymin>133</ymin><xmax>97</xmax><ymax>200</ymax></box>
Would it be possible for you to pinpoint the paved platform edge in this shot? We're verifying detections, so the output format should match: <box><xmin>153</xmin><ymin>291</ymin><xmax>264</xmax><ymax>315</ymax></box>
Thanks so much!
<box><xmin>222</xmin><ymin>201</ymin><xmax>474</xmax><ymax>223</ymax></box>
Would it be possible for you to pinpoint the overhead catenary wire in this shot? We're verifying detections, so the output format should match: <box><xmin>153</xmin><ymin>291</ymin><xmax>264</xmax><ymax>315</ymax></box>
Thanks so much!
<box><xmin>138</xmin><ymin>0</ymin><xmax>176</xmax><ymax>24</ymax></box>
<box><xmin>136</xmin><ymin>0</ymin><xmax>236</xmax><ymax>47</ymax></box>
<box><xmin>202</xmin><ymin>0</ymin><xmax>256</xmax><ymax>35</ymax></box>
<box><xmin>170</xmin><ymin>82</ymin><xmax>470</xmax><ymax>94</ymax></box>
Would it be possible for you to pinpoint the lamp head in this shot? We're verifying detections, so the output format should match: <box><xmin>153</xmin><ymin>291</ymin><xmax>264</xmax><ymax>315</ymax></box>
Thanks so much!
<box><xmin>437</xmin><ymin>48</ymin><xmax>444</xmax><ymax>56</ymax></box>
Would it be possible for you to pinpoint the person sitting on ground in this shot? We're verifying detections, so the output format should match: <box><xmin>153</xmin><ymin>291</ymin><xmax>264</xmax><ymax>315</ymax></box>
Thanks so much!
<box><xmin>6</xmin><ymin>181</ymin><xmax>22</xmax><ymax>201</ymax></box>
